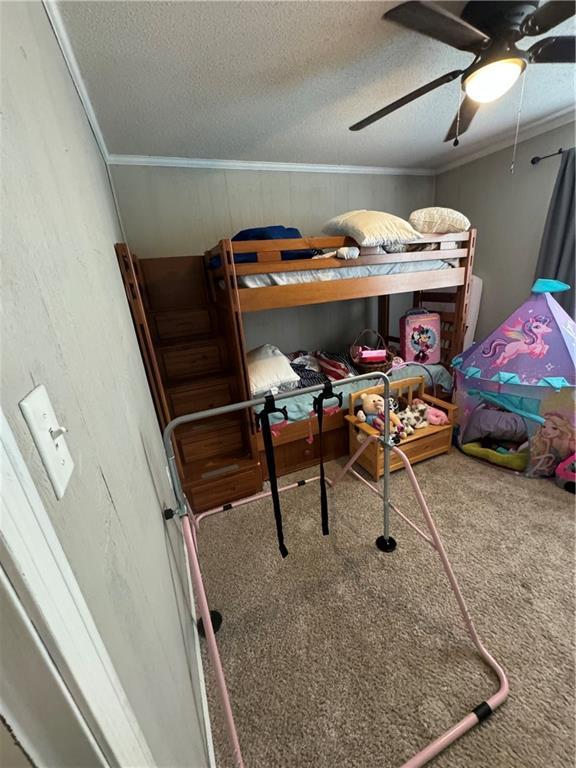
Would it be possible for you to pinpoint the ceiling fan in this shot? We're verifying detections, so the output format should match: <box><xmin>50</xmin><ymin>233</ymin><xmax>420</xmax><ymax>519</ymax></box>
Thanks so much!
<box><xmin>349</xmin><ymin>1</ymin><xmax>575</xmax><ymax>143</ymax></box>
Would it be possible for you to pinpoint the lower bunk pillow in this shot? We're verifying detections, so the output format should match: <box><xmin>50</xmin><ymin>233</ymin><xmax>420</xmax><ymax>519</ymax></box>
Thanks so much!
<box><xmin>247</xmin><ymin>344</ymin><xmax>301</xmax><ymax>396</ymax></box>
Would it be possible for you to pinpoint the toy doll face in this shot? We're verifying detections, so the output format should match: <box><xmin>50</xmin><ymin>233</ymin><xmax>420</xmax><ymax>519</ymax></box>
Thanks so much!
<box><xmin>540</xmin><ymin>416</ymin><xmax>568</xmax><ymax>441</ymax></box>
<box><xmin>541</xmin><ymin>422</ymin><xmax>559</xmax><ymax>439</ymax></box>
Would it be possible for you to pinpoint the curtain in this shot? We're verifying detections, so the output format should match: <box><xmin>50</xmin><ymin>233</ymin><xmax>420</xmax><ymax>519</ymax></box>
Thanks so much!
<box><xmin>534</xmin><ymin>147</ymin><xmax>575</xmax><ymax>316</ymax></box>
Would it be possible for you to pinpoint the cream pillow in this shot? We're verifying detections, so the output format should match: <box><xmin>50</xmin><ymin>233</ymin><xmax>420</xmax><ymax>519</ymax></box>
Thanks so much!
<box><xmin>409</xmin><ymin>207</ymin><xmax>471</xmax><ymax>234</ymax></box>
<box><xmin>322</xmin><ymin>210</ymin><xmax>367</xmax><ymax>235</ymax></box>
<box><xmin>247</xmin><ymin>344</ymin><xmax>300</xmax><ymax>397</ymax></box>
<box><xmin>322</xmin><ymin>210</ymin><xmax>420</xmax><ymax>247</ymax></box>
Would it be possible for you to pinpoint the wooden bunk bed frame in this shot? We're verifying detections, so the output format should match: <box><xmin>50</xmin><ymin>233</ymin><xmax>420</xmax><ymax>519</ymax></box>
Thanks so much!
<box><xmin>207</xmin><ymin>231</ymin><xmax>474</xmax><ymax>315</ymax></box>
<box><xmin>205</xmin><ymin>230</ymin><xmax>476</xmax><ymax>479</ymax></box>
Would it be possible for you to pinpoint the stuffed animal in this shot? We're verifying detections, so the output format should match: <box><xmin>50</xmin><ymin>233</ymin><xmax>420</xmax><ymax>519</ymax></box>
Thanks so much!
<box><xmin>387</xmin><ymin>397</ymin><xmax>411</xmax><ymax>438</ymax></box>
<box><xmin>413</xmin><ymin>397</ymin><xmax>449</xmax><ymax>426</ymax></box>
<box><xmin>392</xmin><ymin>395</ymin><xmax>414</xmax><ymax>435</ymax></box>
<box><xmin>356</xmin><ymin>392</ymin><xmax>406</xmax><ymax>443</ymax></box>
<box><xmin>398</xmin><ymin>401</ymin><xmax>428</xmax><ymax>431</ymax></box>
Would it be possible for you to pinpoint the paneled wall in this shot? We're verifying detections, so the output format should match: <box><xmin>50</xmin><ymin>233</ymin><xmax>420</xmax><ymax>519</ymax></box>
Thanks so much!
<box><xmin>111</xmin><ymin>164</ymin><xmax>435</xmax><ymax>350</ymax></box>
<box><xmin>436</xmin><ymin>121</ymin><xmax>575</xmax><ymax>339</ymax></box>
<box><xmin>2</xmin><ymin>4</ymin><xmax>209</xmax><ymax>765</ymax></box>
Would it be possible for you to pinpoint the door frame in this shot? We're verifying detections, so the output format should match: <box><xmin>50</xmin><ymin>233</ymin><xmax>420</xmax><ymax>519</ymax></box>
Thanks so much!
<box><xmin>0</xmin><ymin>409</ymin><xmax>155</xmax><ymax>767</ymax></box>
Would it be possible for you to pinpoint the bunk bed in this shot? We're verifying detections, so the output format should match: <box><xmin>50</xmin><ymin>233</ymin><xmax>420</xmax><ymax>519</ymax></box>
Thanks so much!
<box><xmin>205</xmin><ymin>230</ymin><xmax>476</xmax><ymax>478</ymax></box>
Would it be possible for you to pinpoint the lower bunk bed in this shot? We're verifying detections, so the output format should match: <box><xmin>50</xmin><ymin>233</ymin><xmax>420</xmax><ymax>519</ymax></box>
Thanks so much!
<box><xmin>252</xmin><ymin>356</ymin><xmax>454</xmax><ymax>479</ymax></box>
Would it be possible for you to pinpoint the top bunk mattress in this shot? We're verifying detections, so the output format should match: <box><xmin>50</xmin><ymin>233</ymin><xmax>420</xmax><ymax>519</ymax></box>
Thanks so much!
<box><xmin>235</xmin><ymin>258</ymin><xmax>458</xmax><ymax>288</ymax></box>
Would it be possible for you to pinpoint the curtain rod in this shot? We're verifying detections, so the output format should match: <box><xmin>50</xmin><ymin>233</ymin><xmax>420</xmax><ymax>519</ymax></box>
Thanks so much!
<box><xmin>530</xmin><ymin>147</ymin><xmax>566</xmax><ymax>165</ymax></box>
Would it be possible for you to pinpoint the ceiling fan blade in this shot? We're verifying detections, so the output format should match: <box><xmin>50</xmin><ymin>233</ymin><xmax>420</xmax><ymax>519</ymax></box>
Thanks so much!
<box><xmin>350</xmin><ymin>69</ymin><xmax>462</xmax><ymax>131</ymax></box>
<box><xmin>529</xmin><ymin>35</ymin><xmax>576</xmax><ymax>62</ymax></box>
<box><xmin>384</xmin><ymin>1</ymin><xmax>489</xmax><ymax>52</ymax></box>
<box><xmin>444</xmin><ymin>97</ymin><xmax>481</xmax><ymax>142</ymax></box>
<box><xmin>522</xmin><ymin>0</ymin><xmax>575</xmax><ymax>35</ymax></box>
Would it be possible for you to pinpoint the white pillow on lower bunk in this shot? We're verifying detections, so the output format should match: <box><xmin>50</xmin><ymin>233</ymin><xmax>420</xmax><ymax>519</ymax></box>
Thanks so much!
<box><xmin>247</xmin><ymin>344</ymin><xmax>300</xmax><ymax>397</ymax></box>
<box><xmin>409</xmin><ymin>207</ymin><xmax>471</xmax><ymax>234</ymax></box>
<box><xmin>322</xmin><ymin>210</ymin><xmax>420</xmax><ymax>247</ymax></box>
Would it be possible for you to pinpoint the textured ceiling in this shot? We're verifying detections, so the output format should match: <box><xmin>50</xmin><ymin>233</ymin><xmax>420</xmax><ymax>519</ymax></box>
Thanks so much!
<box><xmin>58</xmin><ymin>1</ymin><xmax>575</xmax><ymax>169</ymax></box>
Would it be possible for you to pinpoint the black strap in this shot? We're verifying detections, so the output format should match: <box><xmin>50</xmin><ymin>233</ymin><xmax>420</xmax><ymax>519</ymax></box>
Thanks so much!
<box><xmin>313</xmin><ymin>383</ymin><xmax>343</xmax><ymax>537</ymax></box>
<box><xmin>256</xmin><ymin>395</ymin><xmax>289</xmax><ymax>558</ymax></box>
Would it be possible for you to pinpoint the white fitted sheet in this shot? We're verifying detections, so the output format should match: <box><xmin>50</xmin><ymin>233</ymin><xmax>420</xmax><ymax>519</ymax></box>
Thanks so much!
<box><xmin>236</xmin><ymin>259</ymin><xmax>457</xmax><ymax>288</ymax></box>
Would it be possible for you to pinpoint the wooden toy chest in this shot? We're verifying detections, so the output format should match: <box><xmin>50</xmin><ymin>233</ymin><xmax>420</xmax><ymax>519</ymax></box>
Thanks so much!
<box><xmin>345</xmin><ymin>376</ymin><xmax>457</xmax><ymax>481</ymax></box>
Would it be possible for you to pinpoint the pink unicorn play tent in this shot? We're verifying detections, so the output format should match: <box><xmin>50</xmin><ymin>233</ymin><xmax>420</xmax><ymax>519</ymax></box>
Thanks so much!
<box><xmin>453</xmin><ymin>279</ymin><xmax>576</xmax><ymax>477</ymax></box>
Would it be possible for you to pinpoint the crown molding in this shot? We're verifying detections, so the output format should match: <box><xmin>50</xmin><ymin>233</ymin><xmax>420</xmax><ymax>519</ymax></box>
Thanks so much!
<box><xmin>107</xmin><ymin>154</ymin><xmax>437</xmax><ymax>176</ymax></box>
<box><xmin>435</xmin><ymin>107</ymin><xmax>575</xmax><ymax>174</ymax></box>
<box><xmin>42</xmin><ymin>0</ymin><xmax>574</xmax><ymax>181</ymax></box>
<box><xmin>43</xmin><ymin>1</ymin><xmax>110</xmax><ymax>162</ymax></box>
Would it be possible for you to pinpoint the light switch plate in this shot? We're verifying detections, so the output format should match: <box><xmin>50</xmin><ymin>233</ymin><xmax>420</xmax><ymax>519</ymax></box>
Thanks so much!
<box><xmin>19</xmin><ymin>385</ymin><xmax>74</xmax><ymax>499</ymax></box>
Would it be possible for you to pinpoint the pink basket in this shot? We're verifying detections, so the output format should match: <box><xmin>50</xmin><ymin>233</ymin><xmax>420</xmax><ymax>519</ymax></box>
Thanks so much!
<box><xmin>350</xmin><ymin>329</ymin><xmax>393</xmax><ymax>375</ymax></box>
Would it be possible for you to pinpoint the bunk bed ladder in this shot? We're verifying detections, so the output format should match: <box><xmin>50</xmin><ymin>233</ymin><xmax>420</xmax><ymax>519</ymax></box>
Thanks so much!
<box><xmin>413</xmin><ymin>228</ymin><xmax>476</xmax><ymax>366</ymax></box>
<box><xmin>114</xmin><ymin>243</ymin><xmax>172</xmax><ymax>429</ymax></box>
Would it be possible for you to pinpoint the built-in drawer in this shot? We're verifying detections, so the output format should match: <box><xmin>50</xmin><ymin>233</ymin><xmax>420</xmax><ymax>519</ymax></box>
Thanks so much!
<box><xmin>260</xmin><ymin>427</ymin><xmax>348</xmax><ymax>479</ymax></box>
<box><xmin>152</xmin><ymin>308</ymin><xmax>212</xmax><ymax>342</ymax></box>
<box><xmin>158</xmin><ymin>341</ymin><xmax>226</xmax><ymax>382</ymax></box>
<box><xmin>177</xmin><ymin>415</ymin><xmax>245</xmax><ymax>463</ymax></box>
<box><xmin>185</xmin><ymin>463</ymin><xmax>262</xmax><ymax>512</ymax></box>
<box><xmin>168</xmin><ymin>379</ymin><xmax>233</xmax><ymax>417</ymax></box>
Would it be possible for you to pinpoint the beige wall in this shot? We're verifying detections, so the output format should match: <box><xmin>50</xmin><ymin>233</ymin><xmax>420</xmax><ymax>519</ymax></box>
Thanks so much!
<box><xmin>111</xmin><ymin>164</ymin><xmax>434</xmax><ymax>349</ymax></box>
<box><xmin>436</xmin><ymin>121</ymin><xmax>575</xmax><ymax>339</ymax></box>
<box><xmin>1</xmin><ymin>4</ymin><xmax>208</xmax><ymax>766</ymax></box>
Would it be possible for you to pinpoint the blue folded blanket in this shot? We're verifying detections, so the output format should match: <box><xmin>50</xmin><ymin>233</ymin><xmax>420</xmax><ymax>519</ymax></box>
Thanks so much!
<box><xmin>208</xmin><ymin>225</ymin><xmax>320</xmax><ymax>269</ymax></box>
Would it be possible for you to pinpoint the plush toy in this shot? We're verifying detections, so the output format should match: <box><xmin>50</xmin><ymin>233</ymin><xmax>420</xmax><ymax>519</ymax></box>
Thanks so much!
<box><xmin>398</xmin><ymin>401</ymin><xmax>428</xmax><ymax>431</ymax></box>
<box><xmin>393</xmin><ymin>396</ymin><xmax>413</xmax><ymax>435</ymax></box>
<box><xmin>413</xmin><ymin>397</ymin><xmax>449</xmax><ymax>426</ymax></box>
<box><xmin>356</xmin><ymin>392</ymin><xmax>406</xmax><ymax>443</ymax></box>
<box><xmin>396</xmin><ymin>395</ymin><xmax>409</xmax><ymax>411</ymax></box>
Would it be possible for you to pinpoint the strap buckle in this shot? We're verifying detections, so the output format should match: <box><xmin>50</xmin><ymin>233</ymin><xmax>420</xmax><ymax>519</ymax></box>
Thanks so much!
<box><xmin>256</xmin><ymin>394</ymin><xmax>288</xmax><ymax>427</ymax></box>
<box><xmin>313</xmin><ymin>381</ymin><xmax>343</xmax><ymax>414</ymax></box>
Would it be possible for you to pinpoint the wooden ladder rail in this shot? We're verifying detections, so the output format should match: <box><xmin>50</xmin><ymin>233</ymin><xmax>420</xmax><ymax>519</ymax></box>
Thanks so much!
<box><xmin>412</xmin><ymin>228</ymin><xmax>476</xmax><ymax>366</ymax></box>
<box><xmin>219</xmin><ymin>239</ymin><xmax>262</xmax><ymax>469</ymax></box>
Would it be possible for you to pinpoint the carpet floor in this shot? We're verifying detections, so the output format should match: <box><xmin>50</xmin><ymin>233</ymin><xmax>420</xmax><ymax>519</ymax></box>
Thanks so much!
<box><xmin>199</xmin><ymin>452</ymin><xmax>575</xmax><ymax>767</ymax></box>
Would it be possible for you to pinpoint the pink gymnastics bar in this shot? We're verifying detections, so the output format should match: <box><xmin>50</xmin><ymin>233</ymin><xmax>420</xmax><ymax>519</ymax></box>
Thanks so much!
<box><xmin>162</xmin><ymin>372</ymin><xmax>508</xmax><ymax>767</ymax></box>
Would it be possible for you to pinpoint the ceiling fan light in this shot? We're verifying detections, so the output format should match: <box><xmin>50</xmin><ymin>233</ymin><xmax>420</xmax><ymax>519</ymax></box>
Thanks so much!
<box><xmin>463</xmin><ymin>58</ymin><xmax>526</xmax><ymax>103</ymax></box>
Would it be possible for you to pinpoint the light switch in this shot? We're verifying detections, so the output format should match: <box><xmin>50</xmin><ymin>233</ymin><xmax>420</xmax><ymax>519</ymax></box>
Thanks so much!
<box><xmin>19</xmin><ymin>385</ymin><xmax>74</xmax><ymax>499</ymax></box>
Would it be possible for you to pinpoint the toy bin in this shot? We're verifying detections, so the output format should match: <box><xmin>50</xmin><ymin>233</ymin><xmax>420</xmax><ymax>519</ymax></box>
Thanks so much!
<box><xmin>345</xmin><ymin>376</ymin><xmax>457</xmax><ymax>481</ymax></box>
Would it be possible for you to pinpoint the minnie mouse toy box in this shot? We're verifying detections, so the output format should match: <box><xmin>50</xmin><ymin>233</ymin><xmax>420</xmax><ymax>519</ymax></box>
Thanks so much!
<box><xmin>400</xmin><ymin>309</ymin><xmax>441</xmax><ymax>364</ymax></box>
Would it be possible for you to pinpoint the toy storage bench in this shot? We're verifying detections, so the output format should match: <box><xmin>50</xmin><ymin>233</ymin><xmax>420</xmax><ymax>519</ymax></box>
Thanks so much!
<box><xmin>345</xmin><ymin>376</ymin><xmax>457</xmax><ymax>480</ymax></box>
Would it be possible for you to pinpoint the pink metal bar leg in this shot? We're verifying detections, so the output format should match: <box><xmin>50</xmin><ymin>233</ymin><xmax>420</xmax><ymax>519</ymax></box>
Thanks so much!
<box><xmin>182</xmin><ymin>514</ymin><xmax>244</xmax><ymax>768</ymax></box>
<box><xmin>392</xmin><ymin>446</ymin><xmax>509</xmax><ymax>768</ymax></box>
<box><xmin>328</xmin><ymin>434</ymin><xmax>379</xmax><ymax>489</ymax></box>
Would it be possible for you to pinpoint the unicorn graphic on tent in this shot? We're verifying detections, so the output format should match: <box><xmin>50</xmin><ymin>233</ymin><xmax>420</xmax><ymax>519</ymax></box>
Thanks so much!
<box><xmin>481</xmin><ymin>315</ymin><xmax>553</xmax><ymax>366</ymax></box>
<box><xmin>453</xmin><ymin>279</ymin><xmax>575</xmax><ymax>477</ymax></box>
